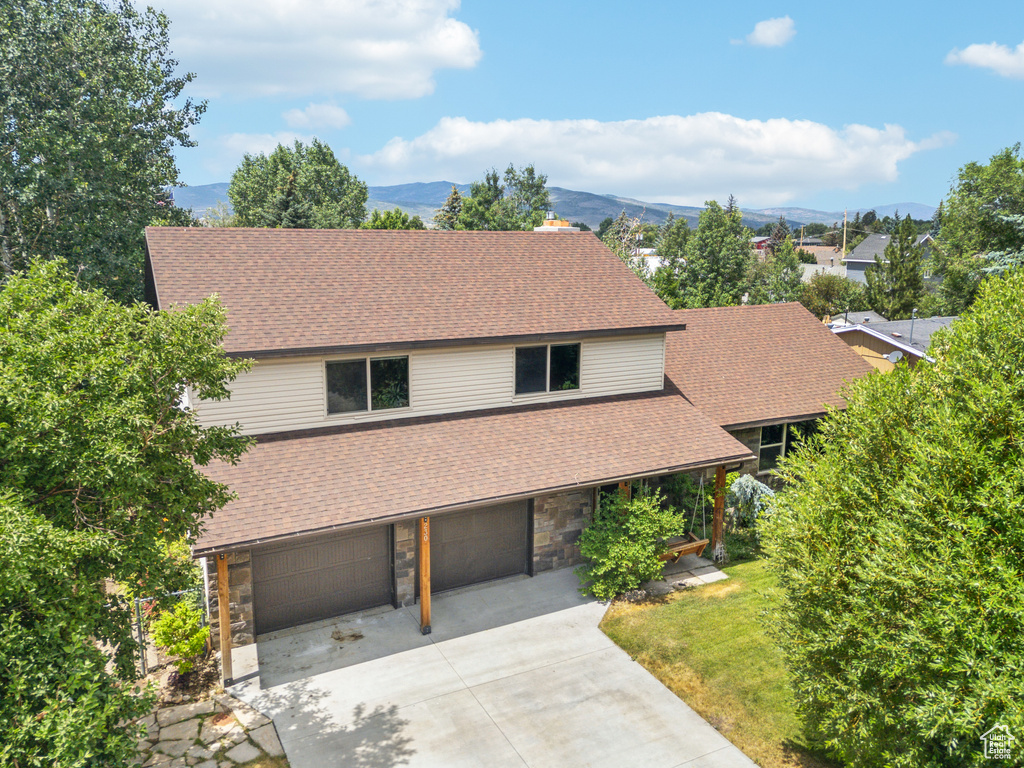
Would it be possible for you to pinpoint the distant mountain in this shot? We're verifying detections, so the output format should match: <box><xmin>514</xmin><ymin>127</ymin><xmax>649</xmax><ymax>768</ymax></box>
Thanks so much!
<box><xmin>170</xmin><ymin>183</ymin><xmax>229</xmax><ymax>216</ymax></box>
<box><xmin>754</xmin><ymin>202</ymin><xmax>936</xmax><ymax>225</ymax></box>
<box><xmin>172</xmin><ymin>181</ymin><xmax>935</xmax><ymax>230</ymax></box>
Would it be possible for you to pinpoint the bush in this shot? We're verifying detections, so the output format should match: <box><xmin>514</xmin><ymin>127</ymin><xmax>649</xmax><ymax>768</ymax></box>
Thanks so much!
<box><xmin>577</xmin><ymin>488</ymin><xmax>684</xmax><ymax>600</ymax></box>
<box><xmin>762</xmin><ymin>272</ymin><xmax>1024</xmax><ymax>767</ymax></box>
<box><xmin>151</xmin><ymin>600</ymin><xmax>209</xmax><ymax>674</ymax></box>
<box><xmin>728</xmin><ymin>474</ymin><xmax>774</xmax><ymax>529</ymax></box>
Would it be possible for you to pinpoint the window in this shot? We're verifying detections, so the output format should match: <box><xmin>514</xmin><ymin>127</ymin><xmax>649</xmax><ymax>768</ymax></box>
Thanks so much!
<box><xmin>326</xmin><ymin>356</ymin><xmax>409</xmax><ymax>414</ymax></box>
<box><xmin>758</xmin><ymin>419</ymin><xmax>818</xmax><ymax>473</ymax></box>
<box><xmin>514</xmin><ymin>343</ymin><xmax>580</xmax><ymax>395</ymax></box>
<box><xmin>758</xmin><ymin>424</ymin><xmax>786</xmax><ymax>473</ymax></box>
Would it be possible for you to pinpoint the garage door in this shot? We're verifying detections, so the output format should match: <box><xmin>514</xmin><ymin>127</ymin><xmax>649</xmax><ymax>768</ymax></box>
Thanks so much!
<box><xmin>252</xmin><ymin>526</ymin><xmax>392</xmax><ymax>635</ymax></box>
<box><xmin>431</xmin><ymin>500</ymin><xmax>530</xmax><ymax>593</ymax></box>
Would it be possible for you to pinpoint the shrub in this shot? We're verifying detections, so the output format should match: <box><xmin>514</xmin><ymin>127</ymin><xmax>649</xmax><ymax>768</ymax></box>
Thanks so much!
<box><xmin>762</xmin><ymin>272</ymin><xmax>1024</xmax><ymax>767</ymax></box>
<box><xmin>728</xmin><ymin>474</ymin><xmax>775</xmax><ymax>529</ymax></box>
<box><xmin>577</xmin><ymin>488</ymin><xmax>684</xmax><ymax>600</ymax></box>
<box><xmin>151</xmin><ymin>600</ymin><xmax>209</xmax><ymax>674</ymax></box>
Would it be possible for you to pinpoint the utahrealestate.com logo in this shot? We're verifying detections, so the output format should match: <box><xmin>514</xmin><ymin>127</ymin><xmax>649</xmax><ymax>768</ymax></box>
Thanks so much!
<box><xmin>981</xmin><ymin>724</ymin><xmax>1016</xmax><ymax>760</ymax></box>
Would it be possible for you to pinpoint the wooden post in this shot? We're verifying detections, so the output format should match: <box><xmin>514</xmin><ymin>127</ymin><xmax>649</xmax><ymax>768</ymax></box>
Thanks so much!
<box><xmin>217</xmin><ymin>553</ymin><xmax>233</xmax><ymax>684</ymax></box>
<box><xmin>419</xmin><ymin>517</ymin><xmax>431</xmax><ymax>635</ymax></box>
<box><xmin>712</xmin><ymin>465</ymin><xmax>726</xmax><ymax>563</ymax></box>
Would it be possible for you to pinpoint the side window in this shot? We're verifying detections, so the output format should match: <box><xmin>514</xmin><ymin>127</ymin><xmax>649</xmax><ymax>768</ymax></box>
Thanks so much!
<box><xmin>758</xmin><ymin>423</ymin><xmax>786</xmax><ymax>473</ymax></box>
<box><xmin>327</xmin><ymin>356</ymin><xmax>409</xmax><ymax>414</ymax></box>
<box><xmin>515</xmin><ymin>343</ymin><xmax>581</xmax><ymax>395</ymax></box>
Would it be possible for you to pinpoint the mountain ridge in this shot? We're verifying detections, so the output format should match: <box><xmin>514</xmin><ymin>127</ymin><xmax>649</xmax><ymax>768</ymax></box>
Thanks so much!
<box><xmin>171</xmin><ymin>182</ymin><xmax>936</xmax><ymax>230</ymax></box>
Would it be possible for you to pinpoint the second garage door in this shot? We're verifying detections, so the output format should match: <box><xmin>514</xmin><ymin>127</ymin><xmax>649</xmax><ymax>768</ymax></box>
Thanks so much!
<box><xmin>252</xmin><ymin>526</ymin><xmax>392</xmax><ymax>635</ymax></box>
<box><xmin>431</xmin><ymin>500</ymin><xmax>530</xmax><ymax>593</ymax></box>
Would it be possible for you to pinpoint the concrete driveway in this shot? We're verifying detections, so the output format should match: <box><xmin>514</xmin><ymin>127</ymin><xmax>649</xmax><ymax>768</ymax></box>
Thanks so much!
<box><xmin>229</xmin><ymin>568</ymin><xmax>756</xmax><ymax>768</ymax></box>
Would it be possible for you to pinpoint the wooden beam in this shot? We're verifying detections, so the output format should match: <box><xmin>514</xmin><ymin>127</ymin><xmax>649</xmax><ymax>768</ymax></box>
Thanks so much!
<box><xmin>712</xmin><ymin>465</ymin><xmax>726</xmax><ymax>563</ymax></box>
<box><xmin>419</xmin><ymin>516</ymin><xmax>431</xmax><ymax>635</ymax></box>
<box><xmin>217</xmin><ymin>553</ymin><xmax>233</xmax><ymax>684</ymax></box>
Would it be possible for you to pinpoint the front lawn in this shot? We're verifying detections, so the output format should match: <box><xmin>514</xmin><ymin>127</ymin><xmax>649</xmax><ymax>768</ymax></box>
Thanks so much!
<box><xmin>600</xmin><ymin>560</ymin><xmax>837</xmax><ymax>768</ymax></box>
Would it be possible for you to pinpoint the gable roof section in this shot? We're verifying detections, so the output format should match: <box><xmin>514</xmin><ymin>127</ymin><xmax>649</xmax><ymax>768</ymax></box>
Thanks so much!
<box><xmin>665</xmin><ymin>303</ymin><xmax>872</xmax><ymax>429</ymax></box>
<box><xmin>145</xmin><ymin>228</ymin><xmax>681</xmax><ymax>357</ymax></box>
<box><xmin>194</xmin><ymin>391</ymin><xmax>753</xmax><ymax>553</ymax></box>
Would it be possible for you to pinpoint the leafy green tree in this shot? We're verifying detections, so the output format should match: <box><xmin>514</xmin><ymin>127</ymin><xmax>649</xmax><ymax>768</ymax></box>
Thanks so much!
<box><xmin>571</xmin><ymin>221</ymin><xmax>592</xmax><ymax>231</ymax></box>
<box><xmin>933</xmin><ymin>145</ymin><xmax>1024</xmax><ymax>313</ymax></box>
<box><xmin>0</xmin><ymin>0</ymin><xmax>204</xmax><ymax>303</ymax></box>
<box><xmin>763</xmin><ymin>272</ymin><xmax>1024</xmax><ymax>767</ymax></box>
<box><xmin>456</xmin><ymin>164</ymin><xmax>550</xmax><ymax>231</ymax></box>
<box><xmin>651</xmin><ymin>214</ymin><xmax>691</xmax><ymax>304</ymax></box>
<box><xmin>228</xmin><ymin>139</ymin><xmax>367</xmax><ymax>229</ymax></box>
<box><xmin>799</xmin><ymin>272</ymin><xmax>866</xmax><ymax>319</ymax></box>
<box><xmin>601</xmin><ymin>211</ymin><xmax>652</xmax><ymax>284</ymax></box>
<box><xmin>673</xmin><ymin>200</ymin><xmax>753</xmax><ymax>308</ymax></box>
<box><xmin>0</xmin><ymin>259</ymin><xmax>251</xmax><ymax>766</ymax></box>
<box><xmin>361</xmin><ymin>208</ymin><xmax>426</xmax><ymax>230</ymax></box>
<box><xmin>434</xmin><ymin>185</ymin><xmax>463</xmax><ymax>230</ymax></box>
<box><xmin>596</xmin><ymin>216</ymin><xmax>615</xmax><ymax>240</ymax></box>
<box><xmin>864</xmin><ymin>215</ymin><xmax>924</xmax><ymax>319</ymax></box>
<box><xmin>748</xmin><ymin>236</ymin><xmax>803</xmax><ymax>304</ymax></box>
<box><xmin>577</xmin><ymin>488</ymin><xmax>684</xmax><ymax>600</ymax></box>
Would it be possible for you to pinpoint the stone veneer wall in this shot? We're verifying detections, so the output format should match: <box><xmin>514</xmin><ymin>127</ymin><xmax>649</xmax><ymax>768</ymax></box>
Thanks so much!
<box><xmin>205</xmin><ymin>550</ymin><xmax>254</xmax><ymax>650</ymax></box>
<box><xmin>394</xmin><ymin>520</ymin><xmax>417</xmax><ymax>607</ymax></box>
<box><xmin>728</xmin><ymin>427</ymin><xmax>761</xmax><ymax>476</ymax></box>
<box><xmin>533</xmin><ymin>489</ymin><xmax>594</xmax><ymax>572</ymax></box>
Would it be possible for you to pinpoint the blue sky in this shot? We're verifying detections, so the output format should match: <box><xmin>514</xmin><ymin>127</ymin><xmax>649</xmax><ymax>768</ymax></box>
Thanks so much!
<box><xmin>159</xmin><ymin>0</ymin><xmax>1024</xmax><ymax>211</ymax></box>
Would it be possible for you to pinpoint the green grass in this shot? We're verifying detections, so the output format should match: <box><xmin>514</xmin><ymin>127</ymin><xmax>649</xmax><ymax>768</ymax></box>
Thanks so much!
<box><xmin>601</xmin><ymin>560</ymin><xmax>837</xmax><ymax>768</ymax></box>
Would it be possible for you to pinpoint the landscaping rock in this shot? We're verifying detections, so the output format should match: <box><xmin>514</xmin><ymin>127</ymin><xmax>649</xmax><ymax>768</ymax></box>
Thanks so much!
<box><xmin>143</xmin><ymin>754</ymin><xmax>172</xmax><ymax>767</ymax></box>
<box><xmin>214</xmin><ymin>724</ymin><xmax>248</xmax><ymax>750</ymax></box>
<box><xmin>194</xmin><ymin>761</ymin><xmax>218</xmax><ymax>768</ymax></box>
<box><xmin>199</xmin><ymin>713</ymin><xmax>238</xmax><ymax>744</ymax></box>
<box><xmin>225</xmin><ymin>740</ymin><xmax>262</xmax><ymax>764</ymax></box>
<box><xmin>641</xmin><ymin>579</ymin><xmax>674</xmax><ymax>596</ymax></box>
<box><xmin>699</xmin><ymin>570</ymin><xmax>729</xmax><ymax>584</ymax></box>
<box><xmin>156</xmin><ymin>700</ymin><xmax>216</xmax><ymax>727</ymax></box>
<box><xmin>154</xmin><ymin>739</ymin><xmax>192</xmax><ymax>757</ymax></box>
<box><xmin>159</xmin><ymin>717</ymin><xmax>200</xmax><ymax>742</ymax></box>
<box><xmin>248</xmin><ymin>724</ymin><xmax>285</xmax><ymax>757</ymax></box>
<box><xmin>186</xmin><ymin>743</ymin><xmax>214</xmax><ymax>761</ymax></box>
<box><xmin>216</xmin><ymin>694</ymin><xmax>271</xmax><ymax>730</ymax></box>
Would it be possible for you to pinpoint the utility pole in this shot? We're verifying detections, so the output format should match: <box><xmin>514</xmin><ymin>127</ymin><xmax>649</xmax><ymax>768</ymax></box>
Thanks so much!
<box><xmin>800</xmin><ymin>225</ymin><xmax>804</xmax><ymax>247</ymax></box>
<box><xmin>842</xmin><ymin>209</ymin><xmax>848</xmax><ymax>254</ymax></box>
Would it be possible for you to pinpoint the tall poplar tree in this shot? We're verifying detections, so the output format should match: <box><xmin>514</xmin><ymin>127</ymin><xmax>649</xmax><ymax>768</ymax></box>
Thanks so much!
<box><xmin>0</xmin><ymin>0</ymin><xmax>204</xmax><ymax>302</ymax></box>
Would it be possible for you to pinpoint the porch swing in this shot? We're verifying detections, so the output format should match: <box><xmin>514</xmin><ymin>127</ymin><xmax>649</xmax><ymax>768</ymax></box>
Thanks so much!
<box><xmin>658</xmin><ymin>474</ymin><xmax>710</xmax><ymax>563</ymax></box>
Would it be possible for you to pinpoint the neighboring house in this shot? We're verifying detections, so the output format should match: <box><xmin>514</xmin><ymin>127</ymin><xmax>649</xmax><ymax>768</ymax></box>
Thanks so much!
<box><xmin>751</xmin><ymin>236</ymin><xmax>770</xmax><ymax>252</ymax></box>
<box><xmin>666</xmin><ymin>303</ymin><xmax>872</xmax><ymax>476</ymax></box>
<box><xmin>832</xmin><ymin>315</ymin><xmax>958</xmax><ymax>371</ymax></box>
<box><xmin>798</xmin><ymin>244</ymin><xmax>844</xmax><ymax>267</ymax></box>
<box><xmin>800</xmin><ymin>263</ymin><xmax>846</xmax><ymax>283</ymax></box>
<box><xmin>830</xmin><ymin>310</ymin><xmax>889</xmax><ymax>326</ymax></box>
<box><xmin>144</xmin><ymin>228</ymin><xmax>870</xmax><ymax>673</ymax></box>
<box><xmin>844</xmin><ymin>232</ymin><xmax>933</xmax><ymax>284</ymax></box>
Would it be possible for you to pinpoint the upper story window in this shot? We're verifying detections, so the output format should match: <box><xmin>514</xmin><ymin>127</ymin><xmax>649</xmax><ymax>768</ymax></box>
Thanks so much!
<box><xmin>758</xmin><ymin>419</ymin><xmax>818</xmax><ymax>473</ymax></box>
<box><xmin>326</xmin><ymin>356</ymin><xmax>409</xmax><ymax>414</ymax></box>
<box><xmin>515</xmin><ymin>343</ymin><xmax>580</xmax><ymax>395</ymax></box>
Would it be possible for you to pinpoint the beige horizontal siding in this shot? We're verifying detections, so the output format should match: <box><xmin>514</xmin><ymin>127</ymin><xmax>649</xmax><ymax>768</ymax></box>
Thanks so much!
<box><xmin>194</xmin><ymin>334</ymin><xmax>666</xmax><ymax>435</ymax></box>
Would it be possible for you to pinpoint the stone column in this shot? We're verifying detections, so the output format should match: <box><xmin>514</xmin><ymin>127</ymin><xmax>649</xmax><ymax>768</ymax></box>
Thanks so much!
<box><xmin>394</xmin><ymin>521</ymin><xmax>417</xmax><ymax>607</ymax></box>
<box><xmin>206</xmin><ymin>550</ymin><xmax>254</xmax><ymax>649</ymax></box>
<box><xmin>532</xmin><ymin>488</ymin><xmax>594</xmax><ymax>573</ymax></box>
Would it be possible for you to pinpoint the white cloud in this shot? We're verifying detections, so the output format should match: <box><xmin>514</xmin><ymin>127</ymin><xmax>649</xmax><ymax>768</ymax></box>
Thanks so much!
<box><xmin>160</xmin><ymin>0</ymin><xmax>482</xmax><ymax>99</ymax></box>
<box><xmin>220</xmin><ymin>131</ymin><xmax>315</xmax><ymax>158</ymax></box>
<box><xmin>283</xmin><ymin>103</ymin><xmax>352</xmax><ymax>129</ymax></box>
<box><xmin>357</xmin><ymin>114</ymin><xmax>954</xmax><ymax>207</ymax></box>
<box><xmin>739</xmin><ymin>16</ymin><xmax>796</xmax><ymax>47</ymax></box>
<box><xmin>946</xmin><ymin>40</ymin><xmax>1024</xmax><ymax>79</ymax></box>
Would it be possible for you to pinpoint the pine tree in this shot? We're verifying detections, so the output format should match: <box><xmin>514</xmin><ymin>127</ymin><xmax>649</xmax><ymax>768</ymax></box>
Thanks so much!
<box><xmin>864</xmin><ymin>215</ymin><xmax>924</xmax><ymax>319</ymax></box>
<box><xmin>434</xmin><ymin>186</ymin><xmax>463</xmax><ymax>230</ymax></box>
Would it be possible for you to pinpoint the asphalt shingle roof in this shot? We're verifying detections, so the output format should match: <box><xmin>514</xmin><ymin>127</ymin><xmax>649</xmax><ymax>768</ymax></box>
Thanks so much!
<box><xmin>665</xmin><ymin>303</ymin><xmax>872</xmax><ymax>429</ymax></box>
<box><xmin>194</xmin><ymin>391</ymin><xmax>752</xmax><ymax>553</ymax></box>
<box><xmin>145</xmin><ymin>228</ymin><xmax>681</xmax><ymax>356</ymax></box>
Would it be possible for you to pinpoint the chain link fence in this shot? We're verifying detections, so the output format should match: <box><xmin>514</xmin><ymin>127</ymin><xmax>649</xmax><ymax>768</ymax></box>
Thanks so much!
<box><xmin>133</xmin><ymin>587</ymin><xmax>207</xmax><ymax>677</ymax></box>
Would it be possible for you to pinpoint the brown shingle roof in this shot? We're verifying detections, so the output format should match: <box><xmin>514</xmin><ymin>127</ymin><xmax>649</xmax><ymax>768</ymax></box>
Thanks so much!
<box><xmin>666</xmin><ymin>303</ymin><xmax>872</xmax><ymax>429</ymax></box>
<box><xmin>194</xmin><ymin>391</ymin><xmax>752</xmax><ymax>553</ymax></box>
<box><xmin>145</xmin><ymin>228</ymin><xmax>680</xmax><ymax>356</ymax></box>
